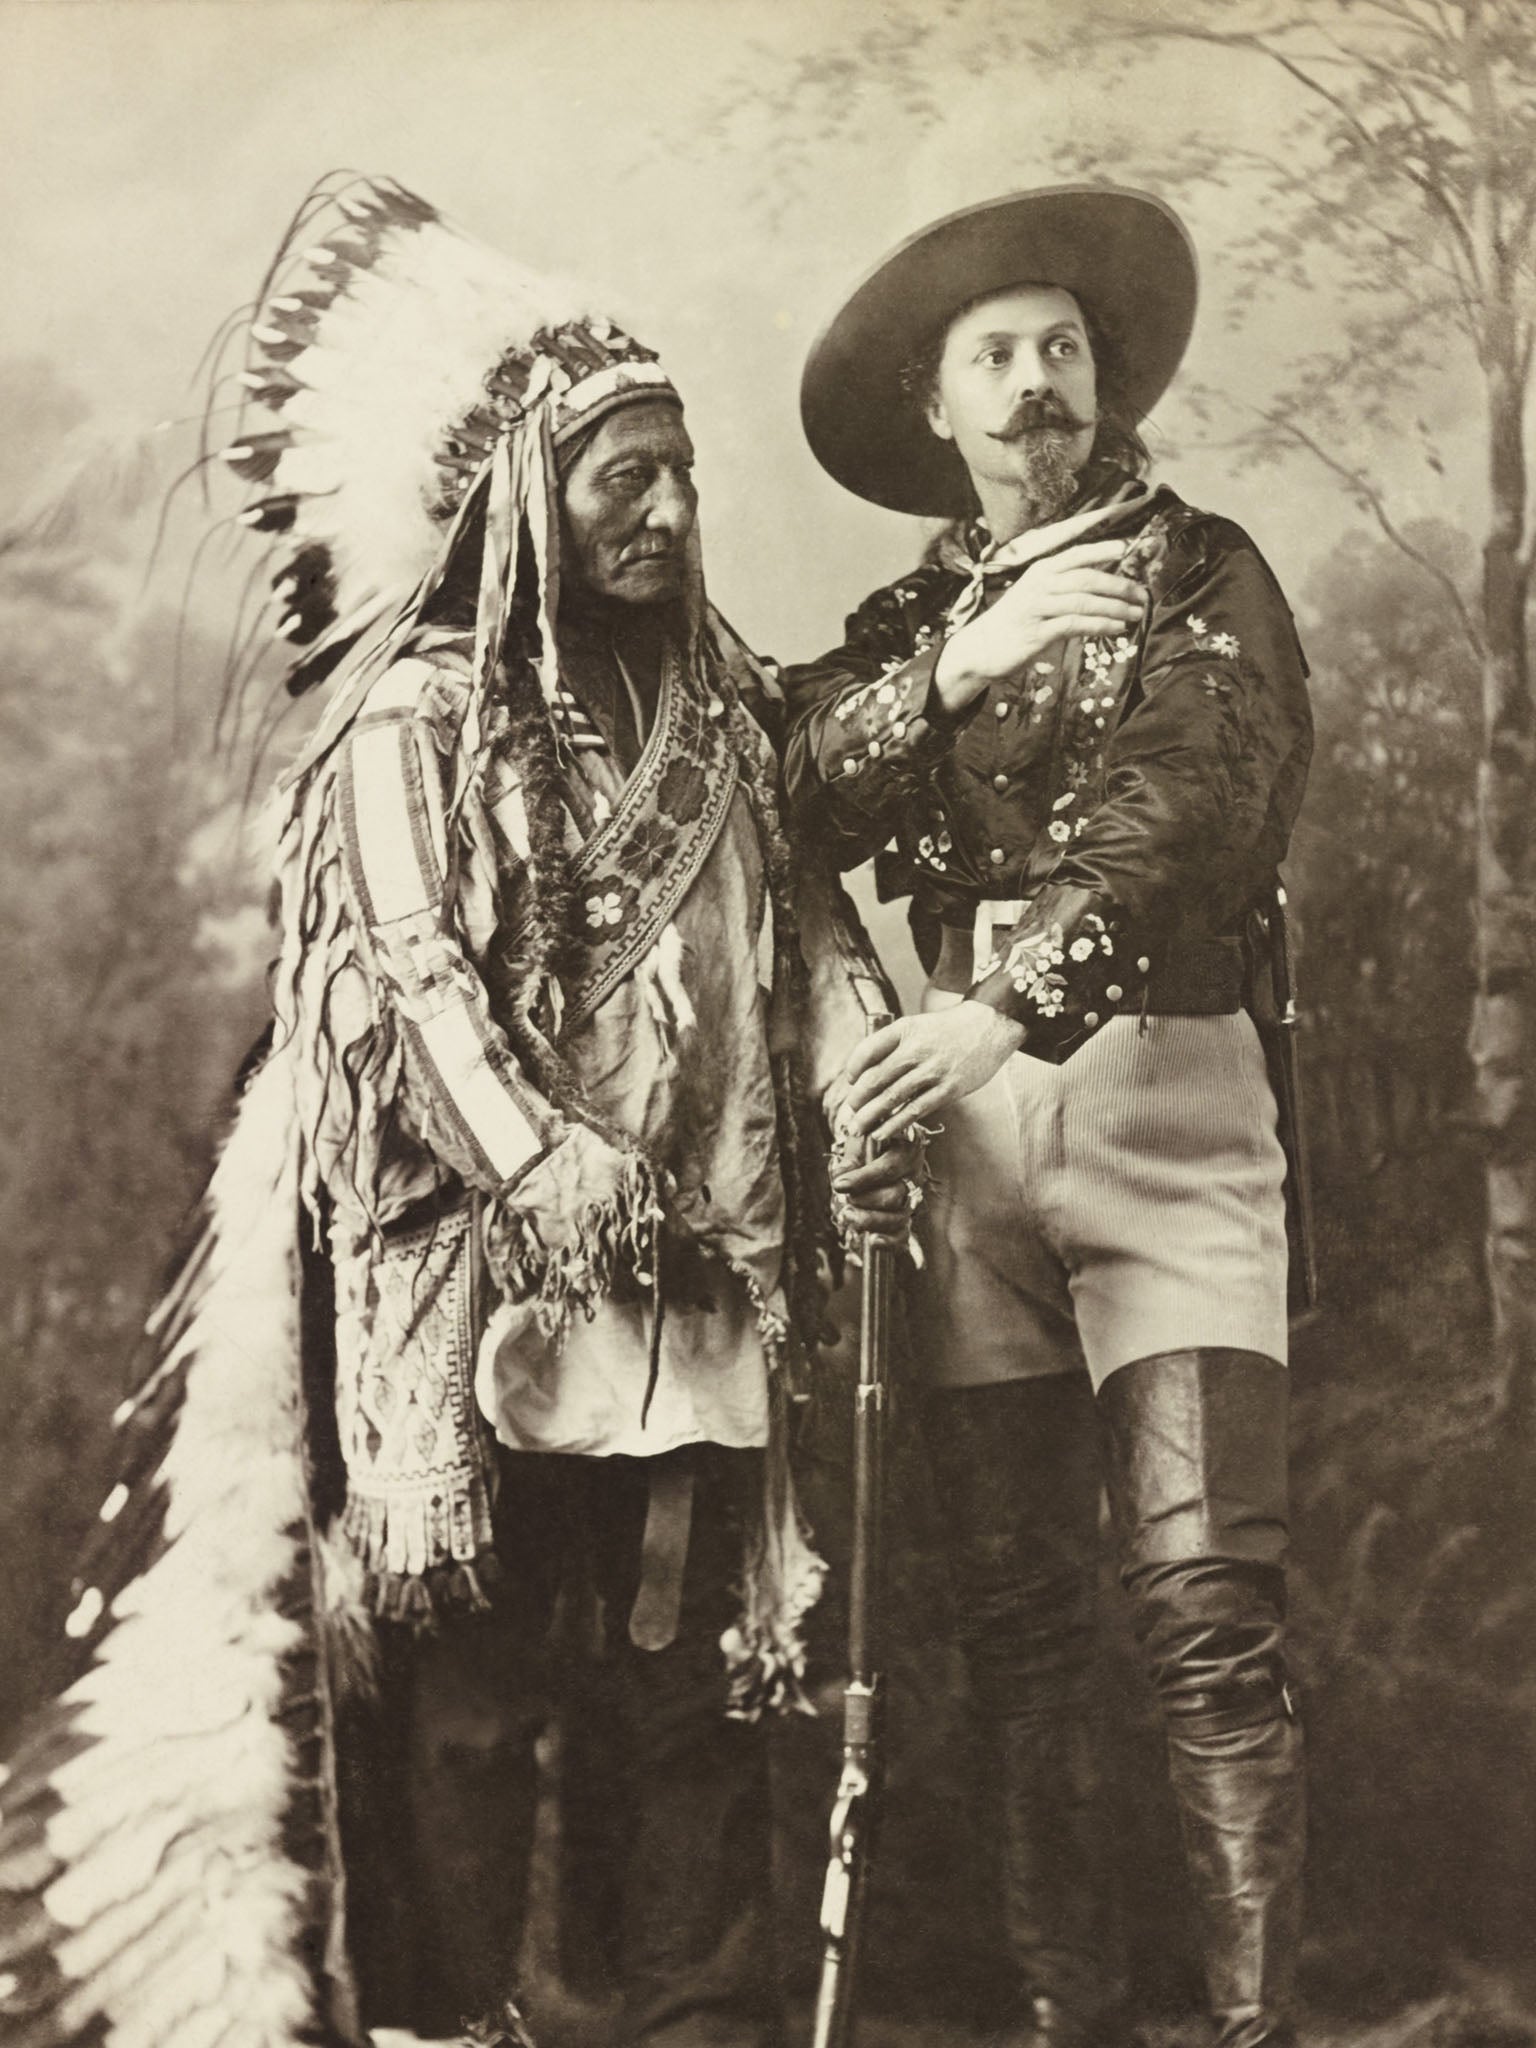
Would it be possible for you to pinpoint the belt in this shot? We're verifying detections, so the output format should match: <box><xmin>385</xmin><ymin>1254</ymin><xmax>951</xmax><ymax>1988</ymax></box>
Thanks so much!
<box><xmin>933</xmin><ymin>903</ymin><xmax>1244</xmax><ymax>1015</ymax></box>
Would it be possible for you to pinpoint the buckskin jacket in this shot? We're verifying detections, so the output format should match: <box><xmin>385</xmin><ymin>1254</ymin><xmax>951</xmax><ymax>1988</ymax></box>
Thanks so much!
<box><xmin>782</xmin><ymin>478</ymin><xmax>1312</xmax><ymax>1057</ymax></box>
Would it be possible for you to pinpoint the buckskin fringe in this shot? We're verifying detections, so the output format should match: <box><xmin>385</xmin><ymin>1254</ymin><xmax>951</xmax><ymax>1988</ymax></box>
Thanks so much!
<box><xmin>483</xmin><ymin>1147</ymin><xmax>667</xmax><ymax>1349</ymax></box>
<box><xmin>357</xmin><ymin>1550</ymin><xmax>505</xmax><ymax>1631</ymax></box>
<box><xmin>722</xmin><ymin>1381</ymin><xmax>828</xmax><ymax>1723</ymax></box>
<box><xmin>701</xmin><ymin>1264</ymin><xmax>827</xmax><ymax>1723</ymax></box>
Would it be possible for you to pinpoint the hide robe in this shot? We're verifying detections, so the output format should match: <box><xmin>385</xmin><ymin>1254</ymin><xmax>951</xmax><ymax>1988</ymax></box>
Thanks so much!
<box><xmin>0</xmin><ymin>611</ymin><xmax>889</xmax><ymax>2048</ymax></box>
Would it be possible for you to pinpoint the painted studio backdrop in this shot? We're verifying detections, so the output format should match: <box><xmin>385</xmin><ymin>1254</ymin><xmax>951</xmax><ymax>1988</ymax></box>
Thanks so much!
<box><xmin>1</xmin><ymin>2</ymin><xmax>1532</xmax><ymax>2043</ymax></box>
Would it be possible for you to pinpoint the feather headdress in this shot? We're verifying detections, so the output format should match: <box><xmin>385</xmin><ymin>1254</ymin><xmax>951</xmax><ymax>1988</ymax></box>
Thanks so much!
<box><xmin>214</xmin><ymin>173</ymin><xmax>682</xmax><ymax>707</ymax></box>
<box><xmin>0</xmin><ymin>1045</ymin><xmax>364</xmax><ymax>2048</ymax></box>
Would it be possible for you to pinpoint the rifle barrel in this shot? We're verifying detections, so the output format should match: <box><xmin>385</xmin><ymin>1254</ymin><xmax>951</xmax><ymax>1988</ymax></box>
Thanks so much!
<box><xmin>813</xmin><ymin>1052</ymin><xmax>899</xmax><ymax>2048</ymax></box>
<box><xmin>847</xmin><ymin>1239</ymin><xmax>891</xmax><ymax>1682</ymax></box>
<box><xmin>813</xmin><ymin>1271</ymin><xmax>894</xmax><ymax>2034</ymax></box>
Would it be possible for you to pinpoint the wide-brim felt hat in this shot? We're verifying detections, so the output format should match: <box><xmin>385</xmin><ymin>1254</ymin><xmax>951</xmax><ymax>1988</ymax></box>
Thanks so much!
<box><xmin>801</xmin><ymin>184</ymin><xmax>1198</xmax><ymax>518</ymax></box>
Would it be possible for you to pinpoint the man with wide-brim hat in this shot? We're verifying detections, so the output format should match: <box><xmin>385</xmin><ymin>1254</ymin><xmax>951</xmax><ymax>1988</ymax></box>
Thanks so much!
<box><xmin>788</xmin><ymin>186</ymin><xmax>1313</xmax><ymax>2048</ymax></box>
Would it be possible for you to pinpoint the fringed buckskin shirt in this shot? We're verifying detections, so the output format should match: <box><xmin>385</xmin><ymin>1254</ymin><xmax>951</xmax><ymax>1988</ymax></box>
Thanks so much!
<box><xmin>271</xmin><ymin>607</ymin><xmax>889</xmax><ymax>1706</ymax></box>
<box><xmin>783</xmin><ymin>482</ymin><xmax>1312</xmax><ymax>1052</ymax></box>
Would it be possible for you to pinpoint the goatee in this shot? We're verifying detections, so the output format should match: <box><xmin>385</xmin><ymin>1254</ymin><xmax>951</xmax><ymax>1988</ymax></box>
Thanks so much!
<box><xmin>1017</xmin><ymin>428</ymin><xmax>1080</xmax><ymax>524</ymax></box>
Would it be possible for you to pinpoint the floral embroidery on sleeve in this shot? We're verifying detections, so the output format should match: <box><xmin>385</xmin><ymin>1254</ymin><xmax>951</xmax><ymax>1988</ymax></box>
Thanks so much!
<box><xmin>1182</xmin><ymin>616</ymin><xmax>1246</xmax><ymax>698</ymax></box>
<box><xmin>1002</xmin><ymin>922</ymin><xmax>1067</xmax><ymax>1017</ymax></box>
<box><xmin>972</xmin><ymin>903</ymin><xmax>1129</xmax><ymax>1048</ymax></box>
<box><xmin>819</xmin><ymin>645</ymin><xmax>950</xmax><ymax>794</ymax></box>
<box><xmin>1189</xmin><ymin>616</ymin><xmax>1242</xmax><ymax>660</ymax></box>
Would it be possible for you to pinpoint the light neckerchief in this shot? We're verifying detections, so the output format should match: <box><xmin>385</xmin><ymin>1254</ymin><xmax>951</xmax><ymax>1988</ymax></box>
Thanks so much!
<box><xmin>942</xmin><ymin>479</ymin><xmax>1153</xmax><ymax>633</ymax></box>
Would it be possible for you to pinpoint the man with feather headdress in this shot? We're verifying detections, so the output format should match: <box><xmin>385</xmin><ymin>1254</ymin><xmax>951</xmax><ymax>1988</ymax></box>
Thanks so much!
<box><xmin>0</xmin><ymin>176</ymin><xmax>911</xmax><ymax>2048</ymax></box>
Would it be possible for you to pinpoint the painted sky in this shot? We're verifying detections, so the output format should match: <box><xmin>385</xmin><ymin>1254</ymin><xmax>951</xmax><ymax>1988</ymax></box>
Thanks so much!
<box><xmin>0</xmin><ymin>0</ymin><xmax>1485</xmax><ymax>668</ymax></box>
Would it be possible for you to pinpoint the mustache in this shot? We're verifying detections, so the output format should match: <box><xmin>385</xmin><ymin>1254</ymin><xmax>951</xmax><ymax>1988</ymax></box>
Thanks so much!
<box><xmin>992</xmin><ymin>396</ymin><xmax>1096</xmax><ymax>442</ymax></box>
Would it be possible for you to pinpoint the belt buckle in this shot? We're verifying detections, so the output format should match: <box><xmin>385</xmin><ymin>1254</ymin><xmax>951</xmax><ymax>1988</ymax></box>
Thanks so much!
<box><xmin>972</xmin><ymin>898</ymin><xmax>1026</xmax><ymax>979</ymax></box>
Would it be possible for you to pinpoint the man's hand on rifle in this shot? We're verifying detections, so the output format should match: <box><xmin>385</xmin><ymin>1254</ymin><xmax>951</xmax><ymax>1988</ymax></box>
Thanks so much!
<box><xmin>826</xmin><ymin>1086</ymin><xmax>924</xmax><ymax>1246</ymax></box>
<box><xmin>842</xmin><ymin>1003</ymin><xmax>1027</xmax><ymax>1150</ymax></box>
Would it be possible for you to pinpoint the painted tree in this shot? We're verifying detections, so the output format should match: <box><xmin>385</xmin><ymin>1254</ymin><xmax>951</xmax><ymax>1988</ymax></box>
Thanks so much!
<box><xmin>698</xmin><ymin>0</ymin><xmax>1536</xmax><ymax>1434</ymax></box>
<box><xmin>1077</xmin><ymin>0</ymin><xmax>1536</xmax><ymax>1438</ymax></box>
<box><xmin>1286</xmin><ymin>523</ymin><xmax>1483</xmax><ymax>1332</ymax></box>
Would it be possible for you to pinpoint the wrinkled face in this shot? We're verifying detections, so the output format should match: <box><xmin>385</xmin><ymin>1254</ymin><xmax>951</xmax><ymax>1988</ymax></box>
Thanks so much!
<box><xmin>560</xmin><ymin>400</ymin><xmax>698</xmax><ymax>604</ymax></box>
<box><xmin>927</xmin><ymin>284</ymin><xmax>1098</xmax><ymax>508</ymax></box>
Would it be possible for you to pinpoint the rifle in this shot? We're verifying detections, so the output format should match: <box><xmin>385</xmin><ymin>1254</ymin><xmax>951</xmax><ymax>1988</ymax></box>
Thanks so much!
<box><xmin>811</xmin><ymin>1108</ymin><xmax>896</xmax><ymax>2048</ymax></box>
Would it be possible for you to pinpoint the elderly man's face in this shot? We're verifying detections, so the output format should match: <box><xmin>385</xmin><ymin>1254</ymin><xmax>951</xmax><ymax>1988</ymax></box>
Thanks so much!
<box><xmin>927</xmin><ymin>285</ymin><xmax>1098</xmax><ymax>518</ymax></box>
<box><xmin>561</xmin><ymin>401</ymin><xmax>698</xmax><ymax>605</ymax></box>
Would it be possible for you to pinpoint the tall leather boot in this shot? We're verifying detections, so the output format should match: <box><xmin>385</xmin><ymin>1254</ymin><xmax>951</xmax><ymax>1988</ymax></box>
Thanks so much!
<box><xmin>923</xmin><ymin>1376</ymin><xmax>1107</xmax><ymax>2048</ymax></box>
<box><xmin>1097</xmin><ymin>1350</ymin><xmax>1305</xmax><ymax>2048</ymax></box>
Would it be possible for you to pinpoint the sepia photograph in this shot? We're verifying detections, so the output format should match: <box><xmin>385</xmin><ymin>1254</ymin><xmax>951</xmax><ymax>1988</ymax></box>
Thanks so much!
<box><xmin>0</xmin><ymin>5</ymin><xmax>1532</xmax><ymax>2048</ymax></box>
